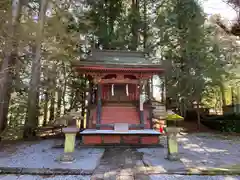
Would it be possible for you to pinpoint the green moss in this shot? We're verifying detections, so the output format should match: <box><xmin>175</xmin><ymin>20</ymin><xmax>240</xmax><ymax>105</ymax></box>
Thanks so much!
<box><xmin>188</xmin><ymin>165</ymin><xmax>240</xmax><ymax>175</ymax></box>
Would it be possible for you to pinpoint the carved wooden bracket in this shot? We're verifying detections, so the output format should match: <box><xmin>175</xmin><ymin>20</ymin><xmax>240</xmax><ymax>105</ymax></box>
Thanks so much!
<box><xmin>81</xmin><ymin>72</ymin><xmax>156</xmax><ymax>84</ymax></box>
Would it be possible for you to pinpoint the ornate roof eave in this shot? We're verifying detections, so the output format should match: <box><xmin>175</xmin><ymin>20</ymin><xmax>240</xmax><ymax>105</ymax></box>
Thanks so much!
<box><xmin>71</xmin><ymin>60</ymin><xmax>163</xmax><ymax>69</ymax></box>
<box><xmin>73</xmin><ymin>66</ymin><xmax>164</xmax><ymax>73</ymax></box>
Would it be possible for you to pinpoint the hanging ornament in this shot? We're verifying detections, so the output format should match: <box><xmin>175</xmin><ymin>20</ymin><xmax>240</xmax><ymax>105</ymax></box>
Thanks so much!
<box><xmin>111</xmin><ymin>84</ymin><xmax>114</xmax><ymax>96</ymax></box>
<box><xmin>159</xmin><ymin>126</ymin><xmax>164</xmax><ymax>133</ymax></box>
<box><xmin>126</xmin><ymin>84</ymin><xmax>129</xmax><ymax>96</ymax></box>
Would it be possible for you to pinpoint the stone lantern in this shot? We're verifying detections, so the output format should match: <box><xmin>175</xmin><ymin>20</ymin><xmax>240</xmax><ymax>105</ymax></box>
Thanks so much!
<box><xmin>59</xmin><ymin>111</ymin><xmax>82</xmax><ymax>163</ymax></box>
<box><xmin>166</xmin><ymin>110</ymin><xmax>183</xmax><ymax>161</ymax></box>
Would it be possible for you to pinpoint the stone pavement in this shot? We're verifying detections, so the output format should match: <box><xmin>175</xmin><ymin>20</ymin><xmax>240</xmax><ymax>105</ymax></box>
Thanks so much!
<box><xmin>0</xmin><ymin>175</ymin><xmax>90</xmax><ymax>180</ymax></box>
<box><xmin>91</xmin><ymin>133</ymin><xmax>240</xmax><ymax>179</ymax></box>
<box><xmin>91</xmin><ymin>147</ymin><xmax>149</xmax><ymax>180</ymax></box>
<box><xmin>0</xmin><ymin>140</ymin><xmax>104</xmax><ymax>171</ymax></box>
<box><xmin>138</xmin><ymin>133</ymin><xmax>240</xmax><ymax>173</ymax></box>
<box><xmin>0</xmin><ymin>175</ymin><xmax>239</xmax><ymax>180</ymax></box>
<box><xmin>179</xmin><ymin>133</ymin><xmax>240</xmax><ymax>169</ymax></box>
<box><xmin>0</xmin><ymin>133</ymin><xmax>239</xmax><ymax>179</ymax></box>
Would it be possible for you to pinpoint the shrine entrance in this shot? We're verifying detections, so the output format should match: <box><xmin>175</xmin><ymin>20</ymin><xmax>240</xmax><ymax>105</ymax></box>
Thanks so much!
<box><xmin>101</xmin><ymin>73</ymin><xmax>139</xmax><ymax>104</ymax></box>
<box><xmin>102</xmin><ymin>83</ymin><xmax>138</xmax><ymax>104</ymax></box>
<box><xmin>108</xmin><ymin>84</ymin><xmax>128</xmax><ymax>102</ymax></box>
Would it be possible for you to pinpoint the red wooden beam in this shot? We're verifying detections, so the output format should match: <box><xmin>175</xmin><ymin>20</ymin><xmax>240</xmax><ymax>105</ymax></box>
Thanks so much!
<box><xmin>100</xmin><ymin>79</ymin><xmax>139</xmax><ymax>84</ymax></box>
<box><xmin>74</xmin><ymin>66</ymin><xmax>164</xmax><ymax>73</ymax></box>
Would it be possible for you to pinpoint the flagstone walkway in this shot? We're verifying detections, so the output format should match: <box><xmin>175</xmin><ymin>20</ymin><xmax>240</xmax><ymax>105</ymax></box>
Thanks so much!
<box><xmin>91</xmin><ymin>147</ymin><xmax>148</xmax><ymax>180</ymax></box>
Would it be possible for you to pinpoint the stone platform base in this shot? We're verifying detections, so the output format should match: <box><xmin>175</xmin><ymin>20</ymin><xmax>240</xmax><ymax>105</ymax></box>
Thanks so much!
<box><xmin>80</xmin><ymin>129</ymin><xmax>161</xmax><ymax>145</ymax></box>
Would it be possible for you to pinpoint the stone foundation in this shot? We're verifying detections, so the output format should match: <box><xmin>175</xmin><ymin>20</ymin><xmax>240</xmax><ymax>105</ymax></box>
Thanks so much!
<box><xmin>80</xmin><ymin>129</ymin><xmax>161</xmax><ymax>145</ymax></box>
<box><xmin>82</xmin><ymin>134</ymin><xmax>159</xmax><ymax>145</ymax></box>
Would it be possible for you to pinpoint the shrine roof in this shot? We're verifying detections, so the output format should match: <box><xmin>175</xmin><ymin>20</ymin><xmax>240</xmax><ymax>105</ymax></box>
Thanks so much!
<box><xmin>72</xmin><ymin>49</ymin><xmax>163</xmax><ymax>69</ymax></box>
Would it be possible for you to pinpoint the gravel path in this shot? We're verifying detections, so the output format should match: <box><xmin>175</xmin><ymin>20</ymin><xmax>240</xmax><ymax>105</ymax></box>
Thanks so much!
<box><xmin>0</xmin><ymin>140</ymin><xmax>104</xmax><ymax>171</ymax></box>
<box><xmin>0</xmin><ymin>175</ymin><xmax>239</xmax><ymax>180</ymax></box>
<box><xmin>179</xmin><ymin>133</ymin><xmax>240</xmax><ymax>169</ymax></box>
<box><xmin>0</xmin><ymin>175</ymin><xmax>90</xmax><ymax>180</ymax></box>
<box><xmin>138</xmin><ymin>133</ymin><xmax>240</xmax><ymax>172</ymax></box>
<box><xmin>150</xmin><ymin>175</ymin><xmax>240</xmax><ymax>180</ymax></box>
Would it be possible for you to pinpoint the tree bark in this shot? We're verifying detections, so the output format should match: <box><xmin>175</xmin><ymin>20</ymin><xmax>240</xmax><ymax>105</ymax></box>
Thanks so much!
<box><xmin>0</xmin><ymin>0</ymin><xmax>23</xmax><ymax>134</ymax></box>
<box><xmin>69</xmin><ymin>86</ymin><xmax>75</xmax><ymax>111</ymax></box>
<box><xmin>196</xmin><ymin>100</ymin><xmax>201</xmax><ymax>130</ymax></box>
<box><xmin>43</xmin><ymin>90</ymin><xmax>49</xmax><ymax>126</ymax></box>
<box><xmin>220</xmin><ymin>83</ymin><xmax>226</xmax><ymax>107</ymax></box>
<box><xmin>49</xmin><ymin>64</ymin><xmax>57</xmax><ymax>122</ymax></box>
<box><xmin>49</xmin><ymin>90</ymin><xmax>55</xmax><ymax>122</ymax></box>
<box><xmin>56</xmin><ymin>87</ymin><xmax>62</xmax><ymax>118</ymax></box>
<box><xmin>62</xmin><ymin>64</ymin><xmax>67</xmax><ymax>114</ymax></box>
<box><xmin>131</xmin><ymin>0</ymin><xmax>139</xmax><ymax>50</ymax></box>
<box><xmin>24</xmin><ymin>0</ymin><xmax>48</xmax><ymax>138</ymax></box>
<box><xmin>143</xmin><ymin>0</ymin><xmax>147</xmax><ymax>50</ymax></box>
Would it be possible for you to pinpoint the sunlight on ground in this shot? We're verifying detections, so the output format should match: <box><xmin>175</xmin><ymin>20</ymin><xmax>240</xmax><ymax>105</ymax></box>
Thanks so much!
<box><xmin>183</xmin><ymin>143</ymin><xmax>227</xmax><ymax>153</ymax></box>
<box><xmin>203</xmin><ymin>147</ymin><xmax>227</xmax><ymax>153</ymax></box>
<box><xmin>225</xmin><ymin>177</ymin><xmax>239</xmax><ymax>180</ymax></box>
<box><xmin>103</xmin><ymin>170</ymin><xmax>117</xmax><ymax>178</ymax></box>
<box><xmin>178</xmin><ymin>138</ymin><xmax>189</xmax><ymax>142</ymax></box>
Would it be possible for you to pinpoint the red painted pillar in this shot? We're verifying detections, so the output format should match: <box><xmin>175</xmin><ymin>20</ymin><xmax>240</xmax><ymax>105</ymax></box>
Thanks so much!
<box><xmin>102</xmin><ymin>84</ymin><xmax>106</xmax><ymax>101</ymax></box>
<box><xmin>96</xmin><ymin>84</ymin><xmax>102</xmax><ymax>129</ymax></box>
<box><xmin>135</xmin><ymin>84</ymin><xmax>138</xmax><ymax>101</ymax></box>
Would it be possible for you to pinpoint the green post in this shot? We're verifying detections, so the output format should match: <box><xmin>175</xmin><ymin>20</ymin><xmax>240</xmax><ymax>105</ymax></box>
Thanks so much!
<box><xmin>64</xmin><ymin>133</ymin><xmax>77</xmax><ymax>153</ymax></box>
<box><xmin>166</xmin><ymin>111</ymin><xmax>183</xmax><ymax>161</ymax></box>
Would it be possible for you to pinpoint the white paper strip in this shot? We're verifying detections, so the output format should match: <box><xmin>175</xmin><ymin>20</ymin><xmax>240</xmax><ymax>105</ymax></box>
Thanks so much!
<box><xmin>126</xmin><ymin>84</ymin><xmax>129</xmax><ymax>96</ymax></box>
<box><xmin>140</xmin><ymin>94</ymin><xmax>145</xmax><ymax>111</ymax></box>
<box><xmin>111</xmin><ymin>84</ymin><xmax>114</xmax><ymax>96</ymax></box>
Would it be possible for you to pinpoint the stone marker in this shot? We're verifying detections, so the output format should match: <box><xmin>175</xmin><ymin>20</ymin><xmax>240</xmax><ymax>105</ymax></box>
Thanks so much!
<box><xmin>166</xmin><ymin>127</ymin><xmax>181</xmax><ymax>161</ymax></box>
<box><xmin>166</xmin><ymin>111</ymin><xmax>183</xmax><ymax>161</ymax></box>
<box><xmin>59</xmin><ymin>121</ymin><xmax>79</xmax><ymax>163</ymax></box>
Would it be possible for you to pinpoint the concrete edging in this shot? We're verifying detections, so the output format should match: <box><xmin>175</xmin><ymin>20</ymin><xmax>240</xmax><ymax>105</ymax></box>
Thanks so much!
<box><xmin>193</xmin><ymin>168</ymin><xmax>240</xmax><ymax>176</ymax></box>
<box><xmin>143</xmin><ymin>169</ymin><xmax>240</xmax><ymax>176</ymax></box>
<box><xmin>139</xmin><ymin>167</ymin><xmax>240</xmax><ymax>176</ymax></box>
<box><xmin>0</xmin><ymin>167</ymin><xmax>93</xmax><ymax>176</ymax></box>
<box><xmin>0</xmin><ymin>167</ymin><xmax>239</xmax><ymax>176</ymax></box>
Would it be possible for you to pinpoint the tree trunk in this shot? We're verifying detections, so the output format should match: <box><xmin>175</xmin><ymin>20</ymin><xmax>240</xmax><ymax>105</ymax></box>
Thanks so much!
<box><xmin>43</xmin><ymin>90</ymin><xmax>49</xmax><ymax>126</ymax></box>
<box><xmin>131</xmin><ymin>0</ymin><xmax>139</xmax><ymax>50</ymax></box>
<box><xmin>0</xmin><ymin>0</ymin><xmax>23</xmax><ymax>134</ymax></box>
<box><xmin>49</xmin><ymin>64</ymin><xmax>57</xmax><ymax>122</ymax></box>
<box><xmin>49</xmin><ymin>91</ymin><xmax>55</xmax><ymax>122</ymax></box>
<box><xmin>24</xmin><ymin>0</ymin><xmax>48</xmax><ymax>138</ymax></box>
<box><xmin>56</xmin><ymin>87</ymin><xmax>62</xmax><ymax>117</ymax></box>
<box><xmin>63</xmin><ymin>83</ymin><xmax>67</xmax><ymax>114</ymax></box>
<box><xmin>196</xmin><ymin>99</ymin><xmax>201</xmax><ymax>130</ymax></box>
<box><xmin>62</xmin><ymin>64</ymin><xmax>67</xmax><ymax>114</ymax></box>
<box><xmin>220</xmin><ymin>83</ymin><xmax>226</xmax><ymax>107</ymax></box>
<box><xmin>161</xmin><ymin>76</ymin><xmax>165</xmax><ymax>104</ymax></box>
<box><xmin>143</xmin><ymin>0</ymin><xmax>147</xmax><ymax>50</ymax></box>
<box><xmin>69</xmin><ymin>87</ymin><xmax>75</xmax><ymax>111</ymax></box>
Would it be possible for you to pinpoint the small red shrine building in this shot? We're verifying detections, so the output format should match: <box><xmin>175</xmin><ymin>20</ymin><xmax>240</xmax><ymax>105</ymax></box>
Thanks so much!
<box><xmin>72</xmin><ymin>49</ymin><xmax>164</xmax><ymax>145</ymax></box>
